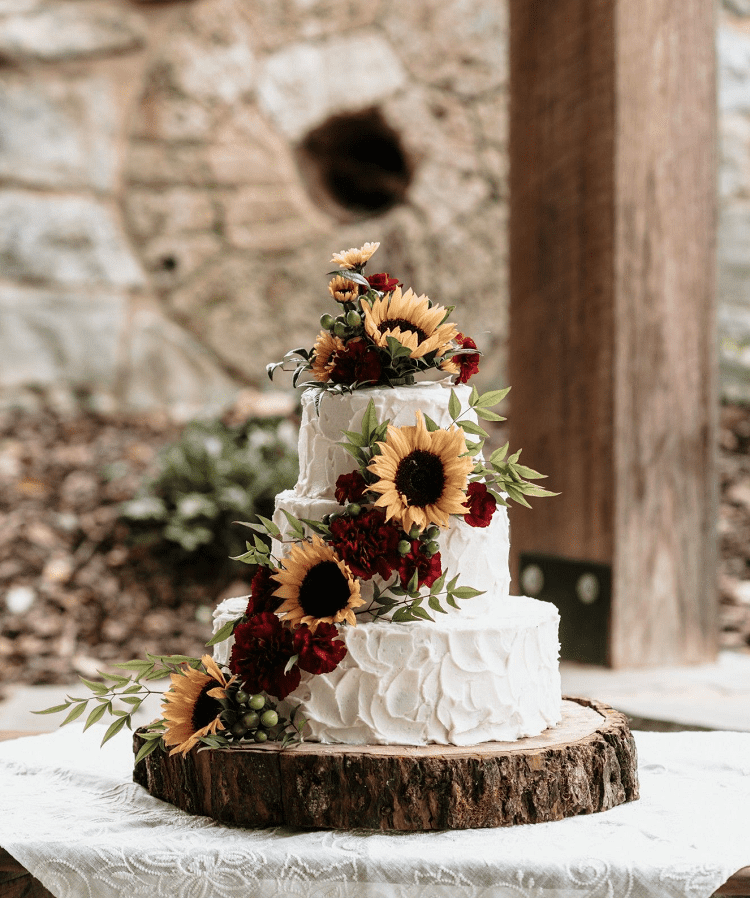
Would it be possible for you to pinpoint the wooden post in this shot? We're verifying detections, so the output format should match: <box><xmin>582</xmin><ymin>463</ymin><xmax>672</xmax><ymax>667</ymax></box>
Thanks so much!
<box><xmin>508</xmin><ymin>0</ymin><xmax>718</xmax><ymax>667</ymax></box>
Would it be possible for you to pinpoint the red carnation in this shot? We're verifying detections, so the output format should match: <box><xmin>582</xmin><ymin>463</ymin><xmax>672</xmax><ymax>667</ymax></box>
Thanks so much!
<box><xmin>452</xmin><ymin>333</ymin><xmax>481</xmax><ymax>385</ymax></box>
<box><xmin>293</xmin><ymin>621</ymin><xmax>347</xmax><ymax>675</ymax></box>
<box><xmin>329</xmin><ymin>507</ymin><xmax>401</xmax><ymax>581</ymax></box>
<box><xmin>366</xmin><ymin>272</ymin><xmax>401</xmax><ymax>292</ymax></box>
<box><xmin>335</xmin><ymin>470</ymin><xmax>369</xmax><ymax>506</ymax></box>
<box><xmin>330</xmin><ymin>338</ymin><xmax>382</xmax><ymax>386</ymax></box>
<box><xmin>463</xmin><ymin>482</ymin><xmax>497</xmax><ymax>528</ymax></box>
<box><xmin>230</xmin><ymin>612</ymin><xmax>300</xmax><ymax>699</ymax></box>
<box><xmin>245</xmin><ymin>565</ymin><xmax>281</xmax><ymax>616</ymax></box>
<box><xmin>398</xmin><ymin>541</ymin><xmax>443</xmax><ymax>589</ymax></box>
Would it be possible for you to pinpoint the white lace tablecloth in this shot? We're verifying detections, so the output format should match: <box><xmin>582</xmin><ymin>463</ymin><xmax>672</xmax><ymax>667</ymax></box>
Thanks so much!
<box><xmin>1</xmin><ymin>727</ymin><xmax>749</xmax><ymax>898</ymax></box>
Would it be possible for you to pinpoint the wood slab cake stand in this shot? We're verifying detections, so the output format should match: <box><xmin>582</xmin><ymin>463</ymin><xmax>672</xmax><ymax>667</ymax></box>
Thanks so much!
<box><xmin>134</xmin><ymin>697</ymin><xmax>639</xmax><ymax>830</ymax></box>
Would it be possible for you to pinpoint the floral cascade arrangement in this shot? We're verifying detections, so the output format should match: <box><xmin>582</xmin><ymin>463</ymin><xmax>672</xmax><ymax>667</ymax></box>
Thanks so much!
<box><xmin>37</xmin><ymin>241</ymin><xmax>555</xmax><ymax>762</ymax></box>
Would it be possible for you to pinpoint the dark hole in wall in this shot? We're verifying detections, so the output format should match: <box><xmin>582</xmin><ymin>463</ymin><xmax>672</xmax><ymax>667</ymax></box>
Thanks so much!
<box><xmin>296</xmin><ymin>107</ymin><xmax>413</xmax><ymax>220</ymax></box>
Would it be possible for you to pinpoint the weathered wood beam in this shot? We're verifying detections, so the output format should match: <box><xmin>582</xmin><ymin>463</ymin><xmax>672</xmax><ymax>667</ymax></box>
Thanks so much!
<box><xmin>508</xmin><ymin>0</ymin><xmax>717</xmax><ymax>667</ymax></box>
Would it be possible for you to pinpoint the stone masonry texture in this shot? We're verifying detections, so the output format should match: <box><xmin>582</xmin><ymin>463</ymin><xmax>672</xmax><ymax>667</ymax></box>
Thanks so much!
<box><xmin>0</xmin><ymin>0</ymin><xmax>746</xmax><ymax>411</ymax></box>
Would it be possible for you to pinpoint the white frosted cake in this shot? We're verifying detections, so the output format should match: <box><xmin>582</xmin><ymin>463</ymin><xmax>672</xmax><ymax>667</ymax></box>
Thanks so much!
<box><xmin>214</xmin><ymin>380</ymin><xmax>562</xmax><ymax>746</ymax></box>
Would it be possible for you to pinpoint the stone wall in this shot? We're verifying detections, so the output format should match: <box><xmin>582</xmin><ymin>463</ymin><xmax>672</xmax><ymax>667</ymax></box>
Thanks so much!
<box><xmin>0</xmin><ymin>0</ymin><xmax>509</xmax><ymax>415</ymax></box>
<box><xmin>3</xmin><ymin>0</ymin><xmax>747</xmax><ymax>413</ymax></box>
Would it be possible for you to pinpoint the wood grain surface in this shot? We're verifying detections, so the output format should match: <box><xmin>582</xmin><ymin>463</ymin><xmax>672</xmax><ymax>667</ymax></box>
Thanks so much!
<box><xmin>133</xmin><ymin>697</ymin><xmax>640</xmax><ymax>831</ymax></box>
<box><xmin>508</xmin><ymin>0</ymin><xmax>717</xmax><ymax>667</ymax></box>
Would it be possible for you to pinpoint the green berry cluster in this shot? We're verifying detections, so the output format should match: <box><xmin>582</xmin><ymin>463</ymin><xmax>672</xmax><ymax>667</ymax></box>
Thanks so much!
<box><xmin>222</xmin><ymin>684</ymin><xmax>280</xmax><ymax>743</ymax></box>
<box><xmin>320</xmin><ymin>309</ymin><xmax>364</xmax><ymax>340</ymax></box>
<box><xmin>398</xmin><ymin>523</ymin><xmax>440</xmax><ymax>558</ymax></box>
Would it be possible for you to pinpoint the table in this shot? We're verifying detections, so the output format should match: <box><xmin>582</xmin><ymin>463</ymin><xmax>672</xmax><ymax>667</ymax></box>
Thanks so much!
<box><xmin>1</xmin><ymin>728</ymin><xmax>749</xmax><ymax>898</ymax></box>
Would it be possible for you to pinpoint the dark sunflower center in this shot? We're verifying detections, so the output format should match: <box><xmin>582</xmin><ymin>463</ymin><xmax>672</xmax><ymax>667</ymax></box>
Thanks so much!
<box><xmin>394</xmin><ymin>449</ymin><xmax>446</xmax><ymax>507</ymax></box>
<box><xmin>191</xmin><ymin>682</ymin><xmax>222</xmax><ymax>732</ymax></box>
<box><xmin>380</xmin><ymin>318</ymin><xmax>428</xmax><ymax>341</ymax></box>
<box><xmin>298</xmin><ymin>560</ymin><xmax>352</xmax><ymax>619</ymax></box>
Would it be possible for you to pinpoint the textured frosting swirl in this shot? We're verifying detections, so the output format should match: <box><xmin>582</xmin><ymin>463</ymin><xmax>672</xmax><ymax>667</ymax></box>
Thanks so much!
<box><xmin>295</xmin><ymin>380</ymin><xmax>476</xmax><ymax>499</ymax></box>
<box><xmin>213</xmin><ymin>595</ymin><xmax>562</xmax><ymax>745</ymax></box>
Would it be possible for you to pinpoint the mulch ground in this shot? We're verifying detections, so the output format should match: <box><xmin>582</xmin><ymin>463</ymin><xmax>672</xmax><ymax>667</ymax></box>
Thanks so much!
<box><xmin>1</xmin><ymin>398</ymin><xmax>749</xmax><ymax>688</ymax></box>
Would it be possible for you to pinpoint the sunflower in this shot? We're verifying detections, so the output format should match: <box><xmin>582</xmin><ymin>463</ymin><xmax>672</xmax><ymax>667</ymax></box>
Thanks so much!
<box><xmin>328</xmin><ymin>275</ymin><xmax>361</xmax><ymax>303</ymax></box>
<box><xmin>361</xmin><ymin>287</ymin><xmax>458</xmax><ymax>359</ymax></box>
<box><xmin>331</xmin><ymin>241</ymin><xmax>380</xmax><ymax>270</ymax></box>
<box><xmin>310</xmin><ymin>330</ymin><xmax>345</xmax><ymax>382</ymax></box>
<box><xmin>161</xmin><ymin>655</ymin><xmax>232</xmax><ymax>757</ymax></box>
<box><xmin>368</xmin><ymin>412</ymin><xmax>474</xmax><ymax>532</ymax></box>
<box><xmin>274</xmin><ymin>535</ymin><xmax>364</xmax><ymax>630</ymax></box>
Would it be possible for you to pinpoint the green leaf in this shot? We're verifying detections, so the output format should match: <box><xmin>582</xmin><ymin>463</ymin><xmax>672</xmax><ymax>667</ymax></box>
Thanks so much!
<box><xmin>512</xmin><ymin>464</ymin><xmax>547</xmax><ymax>480</ymax></box>
<box><xmin>78</xmin><ymin>676</ymin><xmax>108</xmax><ymax>695</ymax></box>
<box><xmin>60</xmin><ymin>702</ymin><xmax>87</xmax><ymax>727</ymax></box>
<box><xmin>428</xmin><ymin>595</ymin><xmax>448</xmax><ymax>614</ymax></box>
<box><xmin>300</xmin><ymin>518</ymin><xmax>331</xmax><ymax>536</ymax></box>
<box><xmin>409</xmin><ymin>605</ymin><xmax>434</xmax><ymax>622</ymax></box>
<box><xmin>83</xmin><ymin>703</ymin><xmax>109</xmax><ymax>731</ymax></box>
<box><xmin>474</xmin><ymin>387</ymin><xmax>510</xmax><ymax>408</ymax></box>
<box><xmin>280</xmin><ymin>509</ymin><xmax>305</xmax><ymax>539</ymax></box>
<box><xmin>469</xmin><ymin>384</ymin><xmax>480</xmax><ymax>406</ymax></box>
<box><xmin>451</xmin><ymin>586</ymin><xmax>485</xmax><ymax>599</ymax></box>
<box><xmin>341</xmin><ymin>429</ymin><xmax>367</xmax><ymax>447</ymax></box>
<box><xmin>490</xmin><ymin>444</ymin><xmax>509</xmax><ymax>465</ymax></box>
<box><xmin>448</xmin><ymin>388</ymin><xmax>461</xmax><ymax>421</ymax></box>
<box><xmin>474</xmin><ymin>407</ymin><xmax>506</xmax><ymax>422</ymax></box>
<box><xmin>256</xmin><ymin>514</ymin><xmax>281</xmax><ymax>537</ymax></box>
<box><xmin>455</xmin><ymin>419</ymin><xmax>488</xmax><ymax>438</ymax></box>
<box><xmin>114</xmin><ymin>659</ymin><xmax>151</xmax><ymax>673</ymax></box>
<box><xmin>134</xmin><ymin>737</ymin><xmax>163</xmax><ymax>765</ymax></box>
<box><xmin>430</xmin><ymin>571</ymin><xmax>447</xmax><ymax>594</ymax></box>
<box><xmin>120</xmin><ymin>696</ymin><xmax>144</xmax><ymax>707</ymax></box>
<box><xmin>32</xmin><ymin>701</ymin><xmax>73</xmax><ymax>716</ymax></box>
<box><xmin>392</xmin><ymin>607</ymin><xmax>413</xmax><ymax>622</ymax></box>
<box><xmin>446</xmin><ymin>594</ymin><xmax>460</xmax><ymax>609</ymax></box>
<box><xmin>361</xmin><ymin>399</ymin><xmax>378</xmax><ymax>442</ymax></box>
<box><xmin>422</xmin><ymin>414</ymin><xmax>439</xmax><ymax>432</ymax></box>
<box><xmin>101</xmin><ymin>715</ymin><xmax>129</xmax><ymax>746</ymax></box>
<box><xmin>407</xmin><ymin>569</ymin><xmax>420</xmax><ymax>595</ymax></box>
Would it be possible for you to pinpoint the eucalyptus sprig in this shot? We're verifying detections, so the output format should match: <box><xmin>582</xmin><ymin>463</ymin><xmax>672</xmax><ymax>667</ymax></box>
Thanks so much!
<box><xmin>32</xmin><ymin>654</ymin><xmax>200</xmax><ymax>751</ymax></box>
<box><xmin>362</xmin><ymin>570</ymin><xmax>484</xmax><ymax>623</ymax></box>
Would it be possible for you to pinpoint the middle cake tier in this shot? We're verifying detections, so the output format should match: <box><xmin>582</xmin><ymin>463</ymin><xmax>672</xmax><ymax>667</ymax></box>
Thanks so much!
<box><xmin>272</xmin><ymin>490</ymin><xmax>511</xmax><ymax>624</ymax></box>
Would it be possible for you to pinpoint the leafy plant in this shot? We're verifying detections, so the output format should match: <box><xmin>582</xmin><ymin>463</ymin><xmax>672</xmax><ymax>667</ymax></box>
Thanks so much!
<box><xmin>120</xmin><ymin>416</ymin><xmax>298</xmax><ymax>566</ymax></box>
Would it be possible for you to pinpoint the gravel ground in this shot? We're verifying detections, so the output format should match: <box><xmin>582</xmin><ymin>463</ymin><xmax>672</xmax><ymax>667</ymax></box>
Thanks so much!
<box><xmin>1</xmin><ymin>397</ymin><xmax>749</xmax><ymax>689</ymax></box>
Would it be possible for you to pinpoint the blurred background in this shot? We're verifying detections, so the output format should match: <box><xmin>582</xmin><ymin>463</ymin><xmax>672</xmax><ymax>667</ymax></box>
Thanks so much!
<box><xmin>0</xmin><ymin>0</ymin><xmax>749</xmax><ymax>695</ymax></box>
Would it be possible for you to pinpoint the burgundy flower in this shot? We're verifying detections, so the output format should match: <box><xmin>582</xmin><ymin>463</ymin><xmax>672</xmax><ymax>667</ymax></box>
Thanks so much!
<box><xmin>452</xmin><ymin>333</ymin><xmax>481</xmax><ymax>385</ymax></box>
<box><xmin>463</xmin><ymin>482</ymin><xmax>497</xmax><ymax>528</ymax></box>
<box><xmin>366</xmin><ymin>272</ymin><xmax>401</xmax><ymax>292</ymax></box>
<box><xmin>329</xmin><ymin>507</ymin><xmax>401</xmax><ymax>581</ymax></box>
<box><xmin>245</xmin><ymin>565</ymin><xmax>282</xmax><ymax>616</ymax></box>
<box><xmin>330</xmin><ymin>338</ymin><xmax>382</xmax><ymax>386</ymax></box>
<box><xmin>230</xmin><ymin>612</ymin><xmax>300</xmax><ymax>699</ymax></box>
<box><xmin>398</xmin><ymin>541</ymin><xmax>443</xmax><ymax>589</ymax></box>
<box><xmin>293</xmin><ymin>621</ymin><xmax>347</xmax><ymax>675</ymax></box>
<box><xmin>335</xmin><ymin>470</ymin><xmax>369</xmax><ymax>506</ymax></box>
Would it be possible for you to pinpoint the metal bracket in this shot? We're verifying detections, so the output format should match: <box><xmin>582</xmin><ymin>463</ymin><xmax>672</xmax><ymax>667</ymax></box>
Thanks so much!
<box><xmin>518</xmin><ymin>553</ymin><xmax>612</xmax><ymax>666</ymax></box>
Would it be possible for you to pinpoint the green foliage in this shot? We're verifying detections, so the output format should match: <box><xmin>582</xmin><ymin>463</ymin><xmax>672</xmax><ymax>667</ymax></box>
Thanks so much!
<box><xmin>120</xmin><ymin>416</ymin><xmax>298</xmax><ymax>564</ymax></box>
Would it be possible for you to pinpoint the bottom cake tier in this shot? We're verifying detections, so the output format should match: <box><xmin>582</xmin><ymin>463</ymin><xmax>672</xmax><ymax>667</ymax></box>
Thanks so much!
<box><xmin>213</xmin><ymin>594</ymin><xmax>562</xmax><ymax>746</ymax></box>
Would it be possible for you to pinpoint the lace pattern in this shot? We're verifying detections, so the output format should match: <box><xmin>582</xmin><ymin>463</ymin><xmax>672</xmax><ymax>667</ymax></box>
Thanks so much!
<box><xmin>1</xmin><ymin>727</ymin><xmax>748</xmax><ymax>898</ymax></box>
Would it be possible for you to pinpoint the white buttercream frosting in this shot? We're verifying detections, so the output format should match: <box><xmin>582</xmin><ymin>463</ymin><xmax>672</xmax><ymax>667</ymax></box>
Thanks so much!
<box><xmin>271</xmin><ymin>490</ymin><xmax>510</xmax><ymax>624</ymax></box>
<box><xmin>213</xmin><ymin>594</ymin><xmax>562</xmax><ymax>745</ymax></box>
<box><xmin>295</xmin><ymin>380</ymin><xmax>476</xmax><ymax>499</ymax></box>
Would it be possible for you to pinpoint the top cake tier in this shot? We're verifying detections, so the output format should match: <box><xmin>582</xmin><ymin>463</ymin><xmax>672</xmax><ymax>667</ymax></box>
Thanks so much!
<box><xmin>296</xmin><ymin>380</ymin><xmax>475</xmax><ymax>499</ymax></box>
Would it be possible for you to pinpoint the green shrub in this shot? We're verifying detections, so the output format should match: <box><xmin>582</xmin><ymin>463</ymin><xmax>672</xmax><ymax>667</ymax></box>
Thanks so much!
<box><xmin>120</xmin><ymin>417</ymin><xmax>298</xmax><ymax>567</ymax></box>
